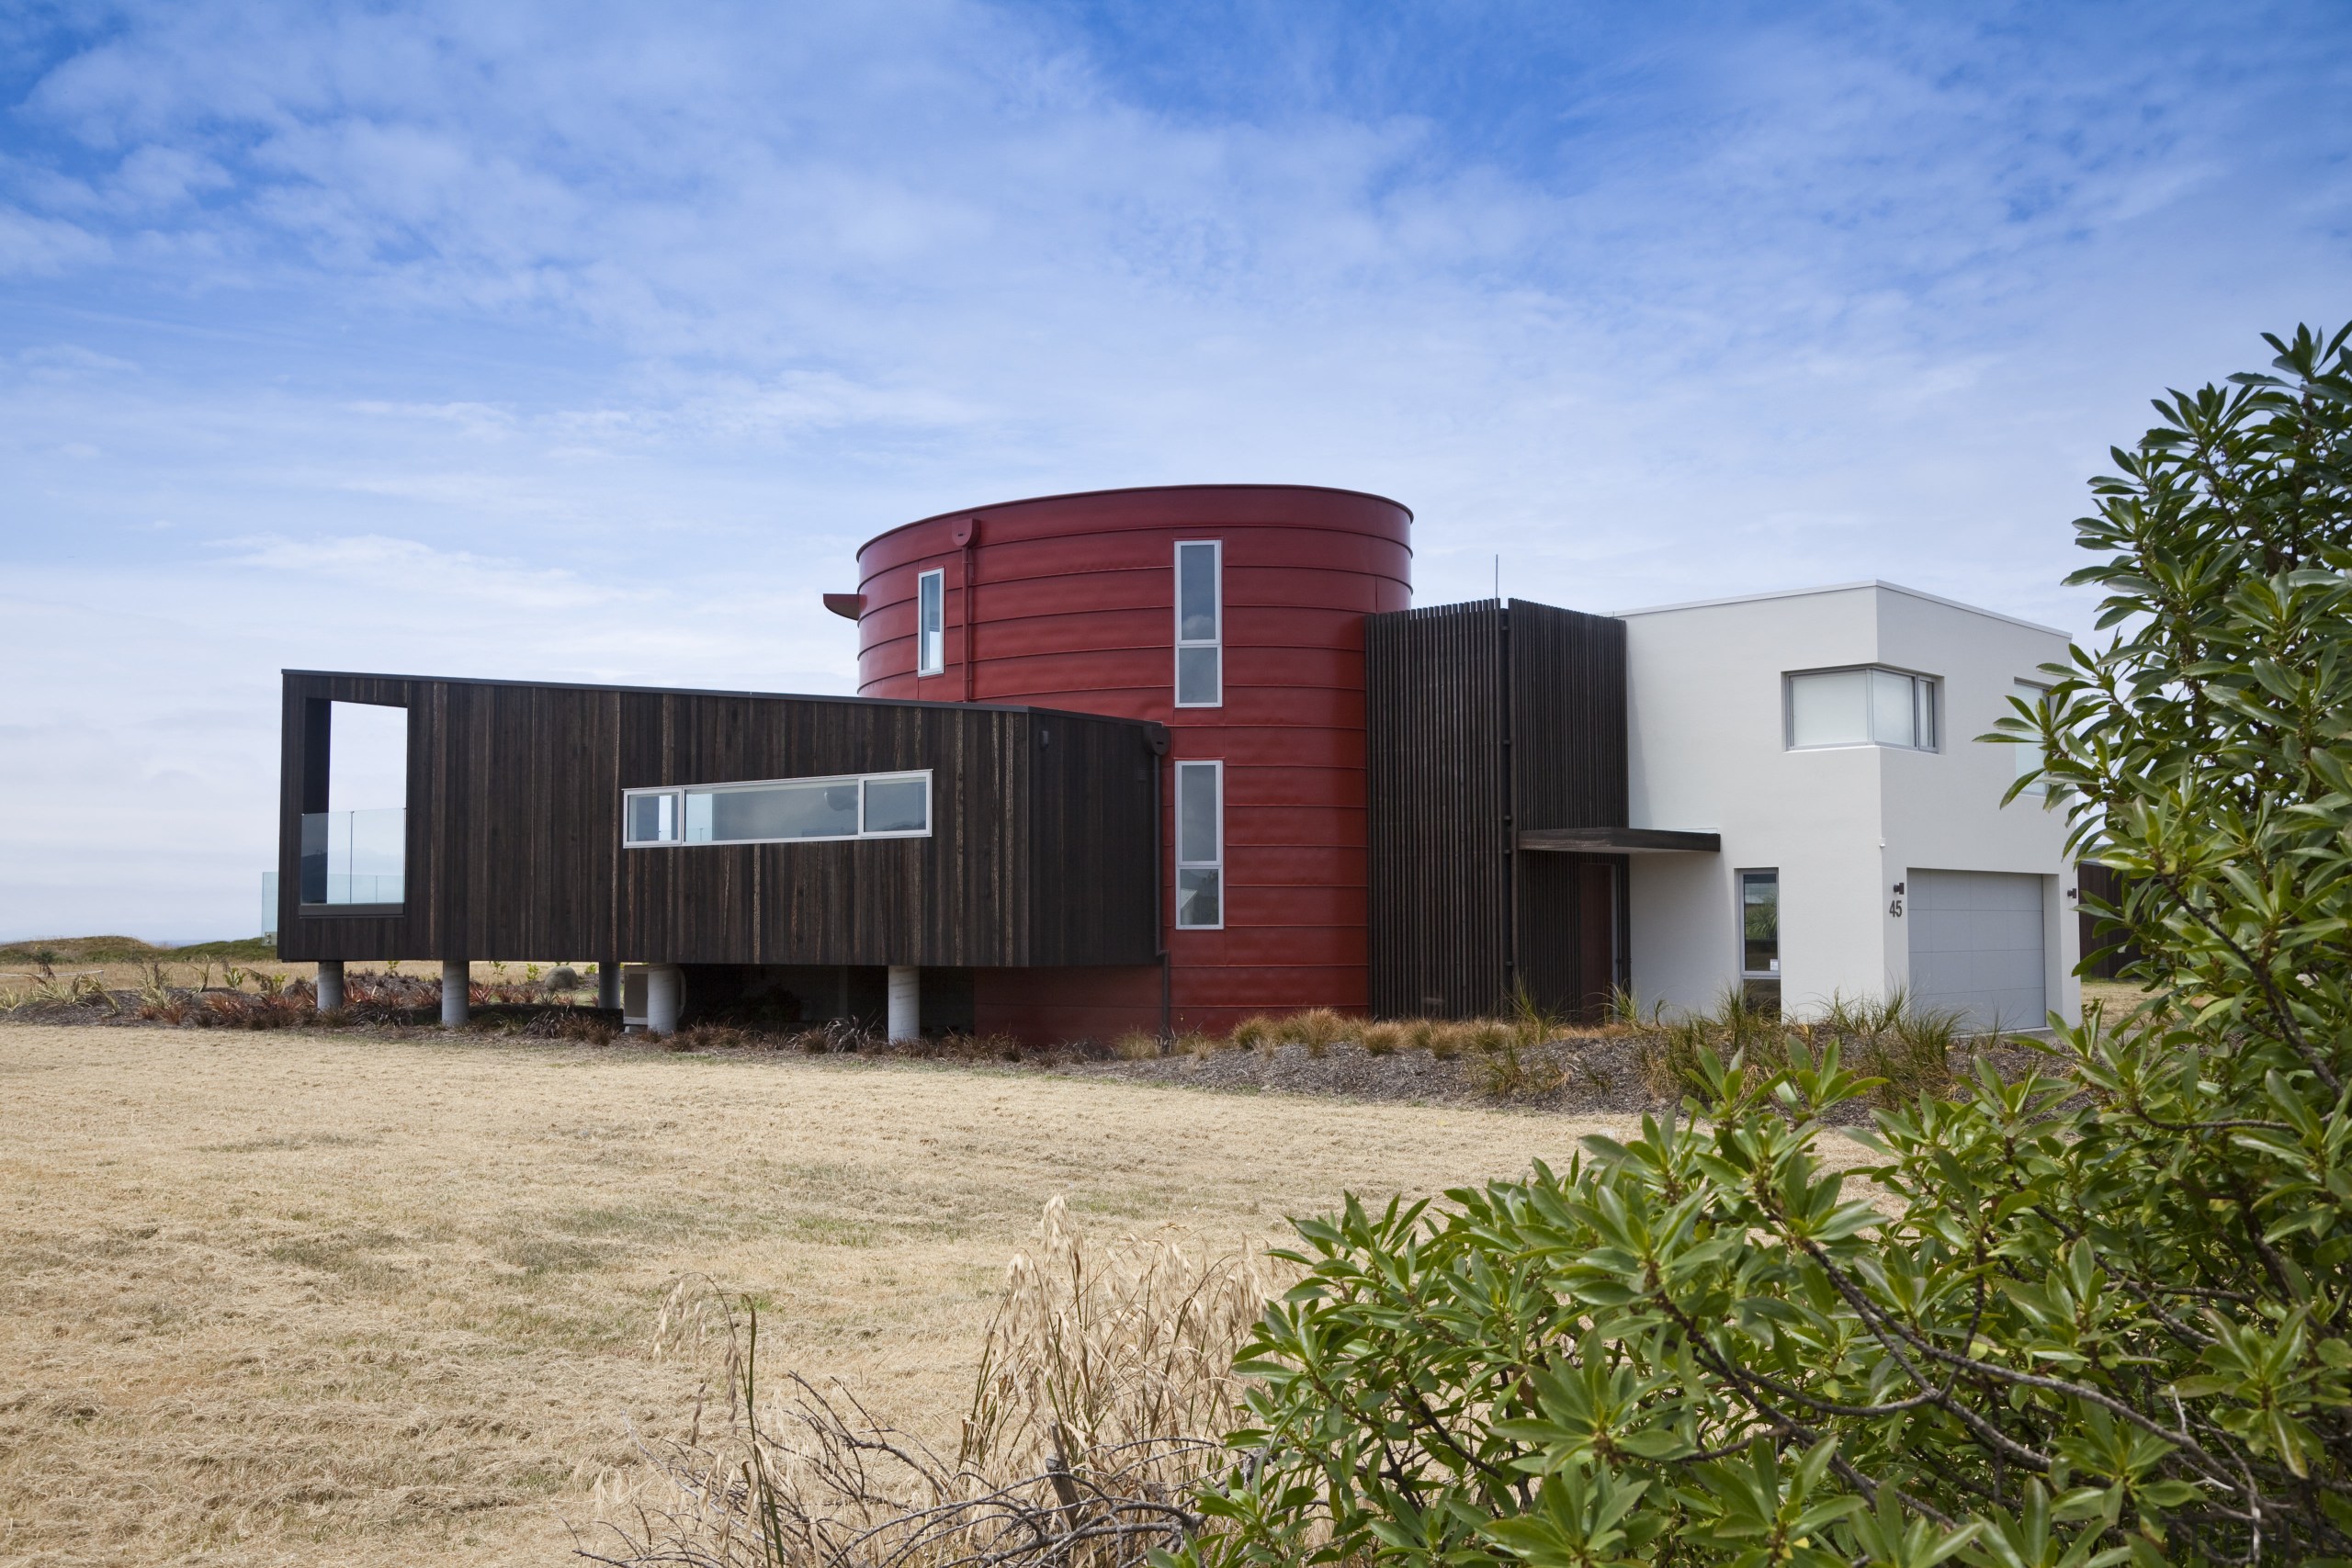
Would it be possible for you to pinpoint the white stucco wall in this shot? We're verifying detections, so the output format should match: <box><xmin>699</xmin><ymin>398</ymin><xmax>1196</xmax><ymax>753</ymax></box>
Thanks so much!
<box><xmin>1619</xmin><ymin>582</ymin><xmax>2077</xmax><ymax>1027</ymax></box>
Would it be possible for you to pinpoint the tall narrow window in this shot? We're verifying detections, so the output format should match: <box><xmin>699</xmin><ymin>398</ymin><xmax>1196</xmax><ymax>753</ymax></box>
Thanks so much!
<box><xmin>917</xmin><ymin>569</ymin><xmax>945</xmax><ymax>677</ymax></box>
<box><xmin>1174</xmin><ymin>760</ymin><xmax>1223</xmax><ymax>929</ymax></box>
<box><xmin>1174</xmin><ymin>540</ymin><xmax>1221</xmax><ymax>706</ymax></box>
<box><xmin>1740</xmin><ymin>870</ymin><xmax>1780</xmax><ymax>976</ymax></box>
<box><xmin>300</xmin><ymin>699</ymin><xmax>409</xmax><ymax>908</ymax></box>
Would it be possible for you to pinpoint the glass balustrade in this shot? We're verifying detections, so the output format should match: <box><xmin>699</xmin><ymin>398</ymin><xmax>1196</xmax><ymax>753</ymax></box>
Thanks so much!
<box><xmin>300</xmin><ymin>808</ymin><xmax>406</xmax><ymax>906</ymax></box>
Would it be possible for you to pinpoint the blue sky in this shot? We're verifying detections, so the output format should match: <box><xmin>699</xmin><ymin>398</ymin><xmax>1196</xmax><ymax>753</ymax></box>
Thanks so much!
<box><xmin>3</xmin><ymin>0</ymin><xmax>2347</xmax><ymax>941</ymax></box>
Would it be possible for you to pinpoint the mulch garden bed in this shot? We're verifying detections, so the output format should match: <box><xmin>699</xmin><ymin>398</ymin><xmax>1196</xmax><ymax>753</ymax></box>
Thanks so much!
<box><xmin>5</xmin><ymin>987</ymin><xmax>2054</xmax><ymax>1122</ymax></box>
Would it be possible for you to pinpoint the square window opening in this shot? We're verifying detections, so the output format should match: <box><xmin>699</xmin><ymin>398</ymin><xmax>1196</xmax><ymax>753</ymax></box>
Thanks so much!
<box><xmin>862</xmin><ymin>773</ymin><xmax>930</xmax><ymax>834</ymax></box>
<box><xmin>626</xmin><ymin>789</ymin><xmax>682</xmax><ymax>845</ymax></box>
<box><xmin>1176</xmin><ymin>645</ymin><xmax>1220</xmax><ymax>705</ymax></box>
<box><xmin>1787</xmin><ymin>667</ymin><xmax>1939</xmax><ymax>751</ymax></box>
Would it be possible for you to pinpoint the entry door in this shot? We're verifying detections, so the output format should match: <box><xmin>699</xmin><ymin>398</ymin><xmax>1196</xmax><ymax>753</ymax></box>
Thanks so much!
<box><xmin>1907</xmin><ymin>870</ymin><xmax>2046</xmax><ymax>1032</ymax></box>
<box><xmin>1576</xmin><ymin>861</ymin><xmax>1618</xmax><ymax>1018</ymax></box>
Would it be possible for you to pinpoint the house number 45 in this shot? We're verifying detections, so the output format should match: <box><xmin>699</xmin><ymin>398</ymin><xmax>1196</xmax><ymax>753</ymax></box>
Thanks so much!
<box><xmin>1888</xmin><ymin>880</ymin><xmax>1905</xmax><ymax>919</ymax></box>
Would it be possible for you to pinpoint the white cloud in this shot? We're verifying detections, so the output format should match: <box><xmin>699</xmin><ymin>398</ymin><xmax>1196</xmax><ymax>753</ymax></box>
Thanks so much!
<box><xmin>212</xmin><ymin>533</ymin><xmax>622</xmax><ymax>610</ymax></box>
<box><xmin>0</xmin><ymin>206</ymin><xmax>107</xmax><ymax>275</ymax></box>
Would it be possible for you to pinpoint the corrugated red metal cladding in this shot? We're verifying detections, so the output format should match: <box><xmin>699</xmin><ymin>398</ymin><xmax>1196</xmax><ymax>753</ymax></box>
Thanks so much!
<box><xmin>851</xmin><ymin>484</ymin><xmax>1413</xmax><ymax>1039</ymax></box>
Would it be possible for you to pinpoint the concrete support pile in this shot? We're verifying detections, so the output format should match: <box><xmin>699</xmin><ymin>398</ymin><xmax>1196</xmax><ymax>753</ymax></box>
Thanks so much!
<box><xmin>646</xmin><ymin>964</ymin><xmax>683</xmax><ymax>1034</ymax></box>
<box><xmin>887</xmin><ymin>964</ymin><xmax>920</xmax><ymax>1043</ymax></box>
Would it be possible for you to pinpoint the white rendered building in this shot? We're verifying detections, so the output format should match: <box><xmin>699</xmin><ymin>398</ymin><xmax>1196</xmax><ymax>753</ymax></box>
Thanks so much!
<box><xmin>1620</xmin><ymin>581</ymin><xmax>2077</xmax><ymax>1031</ymax></box>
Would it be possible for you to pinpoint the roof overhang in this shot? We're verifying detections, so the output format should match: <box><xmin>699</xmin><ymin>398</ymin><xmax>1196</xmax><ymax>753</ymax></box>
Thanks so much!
<box><xmin>1519</xmin><ymin>827</ymin><xmax>1722</xmax><ymax>854</ymax></box>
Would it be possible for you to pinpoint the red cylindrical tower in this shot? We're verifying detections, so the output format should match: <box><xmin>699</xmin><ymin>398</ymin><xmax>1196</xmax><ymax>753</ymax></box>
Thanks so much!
<box><xmin>852</xmin><ymin>484</ymin><xmax>1412</xmax><ymax>1039</ymax></box>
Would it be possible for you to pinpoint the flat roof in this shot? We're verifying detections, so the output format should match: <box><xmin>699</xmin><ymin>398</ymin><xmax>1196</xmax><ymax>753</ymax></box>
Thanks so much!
<box><xmin>1611</xmin><ymin>580</ymin><xmax>2071</xmax><ymax>639</ymax></box>
<box><xmin>860</xmin><ymin>481</ymin><xmax>1415</xmax><ymax>555</ymax></box>
<box><xmin>279</xmin><ymin>669</ymin><xmax>1168</xmax><ymax>732</ymax></box>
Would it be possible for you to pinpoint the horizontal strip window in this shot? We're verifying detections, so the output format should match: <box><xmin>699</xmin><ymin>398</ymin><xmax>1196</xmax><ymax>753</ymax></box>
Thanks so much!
<box><xmin>1787</xmin><ymin>666</ymin><xmax>1939</xmax><ymax>751</ymax></box>
<box><xmin>624</xmin><ymin>771</ymin><xmax>932</xmax><ymax>847</ymax></box>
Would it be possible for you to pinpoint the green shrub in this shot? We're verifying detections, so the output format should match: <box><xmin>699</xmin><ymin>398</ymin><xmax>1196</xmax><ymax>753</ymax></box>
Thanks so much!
<box><xmin>1180</xmin><ymin>326</ymin><xmax>2352</xmax><ymax>1567</ymax></box>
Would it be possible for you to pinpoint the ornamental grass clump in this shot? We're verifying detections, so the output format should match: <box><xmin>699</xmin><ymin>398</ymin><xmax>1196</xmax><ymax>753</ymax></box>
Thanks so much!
<box><xmin>1287</xmin><ymin>1008</ymin><xmax>1351</xmax><ymax>1055</ymax></box>
<box><xmin>1459</xmin><ymin>1018</ymin><xmax>1513</xmax><ymax>1055</ymax></box>
<box><xmin>586</xmin><ymin>1198</ymin><xmax>1278</xmax><ymax>1568</ymax></box>
<box><xmin>1174</xmin><ymin>325</ymin><xmax>2352</xmax><ymax>1567</ymax></box>
<box><xmin>1634</xmin><ymin>988</ymin><xmax>1964</xmax><ymax>1107</ymax></box>
<box><xmin>1468</xmin><ymin>1039</ymin><xmax>1566</xmax><ymax>1101</ymax></box>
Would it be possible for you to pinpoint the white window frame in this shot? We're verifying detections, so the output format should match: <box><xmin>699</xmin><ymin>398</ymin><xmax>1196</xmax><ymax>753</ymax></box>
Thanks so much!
<box><xmin>624</xmin><ymin>788</ymin><xmax>684</xmax><ymax>845</ymax></box>
<box><xmin>1173</xmin><ymin>539</ymin><xmax>1222</xmax><ymax>709</ymax></box>
<box><xmin>622</xmin><ymin>770</ymin><xmax>933</xmax><ymax>848</ymax></box>
<box><xmin>1783</xmin><ymin>665</ymin><xmax>1940</xmax><ymax>752</ymax></box>
<box><xmin>916</xmin><ymin>569</ymin><xmax>945</xmax><ymax>677</ymax></box>
<box><xmin>1739</xmin><ymin>867</ymin><xmax>1781</xmax><ymax>979</ymax></box>
<box><xmin>1173</xmin><ymin>758</ymin><xmax>1224</xmax><ymax>931</ymax></box>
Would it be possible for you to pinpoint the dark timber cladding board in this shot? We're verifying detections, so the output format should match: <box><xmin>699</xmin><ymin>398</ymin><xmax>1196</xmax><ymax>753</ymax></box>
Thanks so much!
<box><xmin>1366</xmin><ymin>602</ymin><xmax>1509</xmax><ymax>1017</ymax></box>
<box><xmin>276</xmin><ymin>671</ymin><xmax>1158</xmax><ymax>967</ymax></box>
<box><xmin>1364</xmin><ymin>600</ymin><xmax>1629</xmax><ymax>1020</ymax></box>
<box><xmin>1508</xmin><ymin>601</ymin><xmax>1631</xmax><ymax>1016</ymax></box>
<box><xmin>2075</xmin><ymin>861</ymin><xmax>2141</xmax><ymax>981</ymax></box>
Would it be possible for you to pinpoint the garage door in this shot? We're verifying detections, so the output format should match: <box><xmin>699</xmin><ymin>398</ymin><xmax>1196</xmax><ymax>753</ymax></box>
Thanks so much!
<box><xmin>1907</xmin><ymin>870</ymin><xmax>2046</xmax><ymax>1032</ymax></box>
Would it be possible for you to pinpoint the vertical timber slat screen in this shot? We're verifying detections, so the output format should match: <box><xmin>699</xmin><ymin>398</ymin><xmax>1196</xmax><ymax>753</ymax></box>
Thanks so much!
<box><xmin>1507</xmin><ymin>601</ymin><xmax>1631</xmax><ymax>1018</ymax></box>
<box><xmin>1366</xmin><ymin>602</ymin><xmax>1510</xmax><ymax>1018</ymax></box>
<box><xmin>2075</xmin><ymin>861</ymin><xmax>2143</xmax><ymax>982</ymax></box>
<box><xmin>1366</xmin><ymin>599</ymin><xmax>1631</xmax><ymax>1021</ymax></box>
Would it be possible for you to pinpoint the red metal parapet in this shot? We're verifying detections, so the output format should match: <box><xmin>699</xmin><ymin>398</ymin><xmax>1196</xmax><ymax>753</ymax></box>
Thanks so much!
<box><xmin>821</xmin><ymin>592</ymin><xmax>866</xmax><ymax>621</ymax></box>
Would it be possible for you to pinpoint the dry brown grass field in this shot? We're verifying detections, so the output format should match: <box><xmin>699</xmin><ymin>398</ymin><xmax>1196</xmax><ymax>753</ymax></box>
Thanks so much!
<box><xmin>0</xmin><ymin>1022</ymin><xmax>1895</xmax><ymax>1568</ymax></box>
